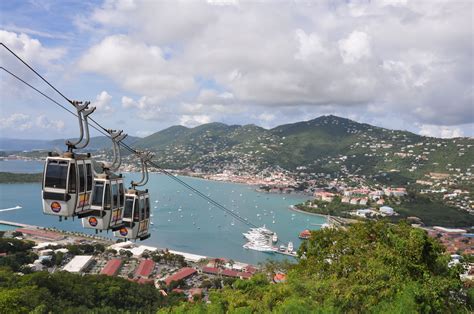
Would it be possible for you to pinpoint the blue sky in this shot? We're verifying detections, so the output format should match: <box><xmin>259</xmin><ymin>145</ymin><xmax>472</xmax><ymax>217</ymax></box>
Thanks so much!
<box><xmin>0</xmin><ymin>0</ymin><xmax>473</xmax><ymax>140</ymax></box>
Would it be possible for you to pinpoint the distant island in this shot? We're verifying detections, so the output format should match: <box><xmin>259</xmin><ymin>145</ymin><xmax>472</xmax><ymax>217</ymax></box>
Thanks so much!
<box><xmin>0</xmin><ymin>172</ymin><xmax>42</xmax><ymax>184</ymax></box>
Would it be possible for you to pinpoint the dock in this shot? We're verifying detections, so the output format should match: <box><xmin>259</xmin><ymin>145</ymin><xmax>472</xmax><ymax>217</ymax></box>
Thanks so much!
<box><xmin>274</xmin><ymin>250</ymin><xmax>297</xmax><ymax>257</ymax></box>
<box><xmin>0</xmin><ymin>219</ymin><xmax>35</xmax><ymax>228</ymax></box>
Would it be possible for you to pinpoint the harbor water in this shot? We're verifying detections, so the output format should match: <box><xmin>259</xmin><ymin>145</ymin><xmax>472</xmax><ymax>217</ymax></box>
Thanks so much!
<box><xmin>0</xmin><ymin>160</ymin><xmax>324</xmax><ymax>264</ymax></box>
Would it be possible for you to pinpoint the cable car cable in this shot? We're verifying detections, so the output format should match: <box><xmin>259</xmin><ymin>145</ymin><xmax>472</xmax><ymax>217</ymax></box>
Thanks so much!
<box><xmin>0</xmin><ymin>42</ymin><xmax>74</xmax><ymax>105</ymax></box>
<box><xmin>0</xmin><ymin>56</ymin><xmax>259</xmax><ymax>229</ymax></box>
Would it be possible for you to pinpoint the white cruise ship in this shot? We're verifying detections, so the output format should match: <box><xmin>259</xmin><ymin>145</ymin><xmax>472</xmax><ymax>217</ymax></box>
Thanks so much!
<box><xmin>242</xmin><ymin>225</ymin><xmax>278</xmax><ymax>253</ymax></box>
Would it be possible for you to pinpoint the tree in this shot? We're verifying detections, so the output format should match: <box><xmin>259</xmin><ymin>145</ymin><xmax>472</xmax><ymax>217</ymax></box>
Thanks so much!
<box><xmin>11</xmin><ymin>231</ymin><xmax>23</xmax><ymax>238</ymax></box>
<box><xmin>170</xmin><ymin>221</ymin><xmax>469</xmax><ymax>312</ymax></box>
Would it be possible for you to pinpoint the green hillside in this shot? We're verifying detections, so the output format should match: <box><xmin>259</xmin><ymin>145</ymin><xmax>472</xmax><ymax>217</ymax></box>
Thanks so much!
<box><xmin>133</xmin><ymin>115</ymin><xmax>474</xmax><ymax>181</ymax></box>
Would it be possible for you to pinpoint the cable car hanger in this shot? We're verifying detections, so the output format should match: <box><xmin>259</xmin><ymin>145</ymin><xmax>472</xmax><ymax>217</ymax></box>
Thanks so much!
<box><xmin>131</xmin><ymin>151</ymin><xmax>154</xmax><ymax>188</ymax></box>
<box><xmin>66</xmin><ymin>101</ymin><xmax>96</xmax><ymax>152</ymax></box>
<box><xmin>107</xmin><ymin>129</ymin><xmax>127</xmax><ymax>172</ymax></box>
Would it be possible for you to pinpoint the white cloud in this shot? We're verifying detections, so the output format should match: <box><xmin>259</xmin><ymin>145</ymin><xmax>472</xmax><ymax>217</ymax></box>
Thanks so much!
<box><xmin>0</xmin><ymin>113</ymin><xmax>65</xmax><ymax>133</ymax></box>
<box><xmin>338</xmin><ymin>31</ymin><xmax>371</xmax><ymax>64</ymax></box>
<box><xmin>92</xmin><ymin>90</ymin><xmax>114</xmax><ymax>114</ymax></box>
<box><xmin>0</xmin><ymin>113</ymin><xmax>32</xmax><ymax>131</ymax></box>
<box><xmin>135</xmin><ymin>130</ymin><xmax>153</xmax><ymax>137</ymax></box>
<box><xmin>0</xmin><ymin>29</ymin><xmax>65</xmax><ymax>66</ymax></box>
<box><xmin>257</xmin><ymin>113</ymin><xmax>275</xmax><ymax>123</ymax></box>
<box><xmin>35</xmin><ymin>115</ymin><xmax>65</xmax><ymax>131</ymax></box>
<box><xmin>79</xmin><ymin>34</ymin><xmax>195</xmax><ymax>98</ymax></box>
<box><xmin>179</xmin><ymin>114</ymin><xmax>211</xmax><ymax>127</ymax></box>
<box><xmin>419</xmin><ymin>124</ymin><xmax>465</xmax><ymax>138</ymax></box>
<box><xmin>75</xmin><ymin>0</ymin><xmax>473</xmax><ymax>132</ymax></box>
<box><xmin>121</xmin><ymin>96</ymin><xmax>136</xmax><ymax>108</ymax></box>
<box><xmin>294</xmin><ymin>29</ymin><xmax>324</xmax><ymax>61</ymax></box>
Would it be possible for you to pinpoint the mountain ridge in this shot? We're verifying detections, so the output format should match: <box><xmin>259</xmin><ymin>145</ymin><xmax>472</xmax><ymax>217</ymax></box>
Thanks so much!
<box><xmin>131</xmin><ymin>115</ymin><xmax>473</xmax><ymax>183</ymax></box>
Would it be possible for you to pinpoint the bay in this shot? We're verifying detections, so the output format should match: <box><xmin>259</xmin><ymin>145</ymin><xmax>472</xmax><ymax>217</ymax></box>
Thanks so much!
<box><xmin>0</xmin><ymin>161</ymin><xmax>324</xmax><ymax>264</ymax></box>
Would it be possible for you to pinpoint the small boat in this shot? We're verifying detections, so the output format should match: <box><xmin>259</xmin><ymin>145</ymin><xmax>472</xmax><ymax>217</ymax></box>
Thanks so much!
<box><xmin>288</xmin><ymin>241</ymin><xmax>293</xmax><ymax>252</ymax></box>
<box><xmin>272</xmin><ymin>220</ymin><xmax>276</xmax><ymax>224</ymax></box>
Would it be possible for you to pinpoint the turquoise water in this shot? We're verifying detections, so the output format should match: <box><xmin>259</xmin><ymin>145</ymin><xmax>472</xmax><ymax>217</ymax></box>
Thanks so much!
<box><xmin>0</xmin><ymin>223</ymin><xmax>17</xmax><ymax>231</ymax></box>
<box><xmin>0</xmin><ymin>162</ymin><xmax>323</xmax><ymax>264</ymax></box>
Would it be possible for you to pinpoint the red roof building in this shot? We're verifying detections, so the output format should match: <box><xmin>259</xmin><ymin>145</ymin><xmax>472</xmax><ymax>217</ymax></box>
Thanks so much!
<box><xmin>202</xmin><ymin>266</ymin><xmax>219</xmax><ymax>275</ymax></box>
<box><xmin>202</xmin><ymin>266</ymin><xmax>252</xmax><ymax>279</ymax></box>
<box><xmin>165</xmin><ymin>267</ymin><xmax>197</xmax><ymax>286</ymax></box>
<box><xmin>221</xmin><ymin>269</ymin><xmax>239</xmax><ymax>277</ymax></box>
<box><xmin>135</xmin><ymin>259</ymin><xmax>155</xmax><ymax>278</ymax></box>
<box><xmin>100</xmin><ymin>258</ymin><xmax>122</xmax><ymax>276</ymax></box>
<box><xmin>243</xmin><ymin>265</ymin><xmax>257</xmax><ymax>274</ymax></box>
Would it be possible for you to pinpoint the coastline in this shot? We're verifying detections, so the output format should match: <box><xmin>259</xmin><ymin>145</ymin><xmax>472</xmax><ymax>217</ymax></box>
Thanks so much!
<box><xmin>288</xmin><ymin>205</ymin><xmax>329</xmax><ymax>219</ymax></box>
<box><xmin>0</xmin><ymin>219</ymin><xmax>255</xmax><ymax>266</ymax></box>
<box><xmin>288</xmin><ymin>205</ymin><xmax>358</xmax><ymax>226</ymax></box>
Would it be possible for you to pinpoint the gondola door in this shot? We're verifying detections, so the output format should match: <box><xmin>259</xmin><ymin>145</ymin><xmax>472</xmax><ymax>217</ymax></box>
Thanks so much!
<box><xmin>74</xmin><ymin>160</ymin><xmax>92</xmax><ymax>214</ymax></box>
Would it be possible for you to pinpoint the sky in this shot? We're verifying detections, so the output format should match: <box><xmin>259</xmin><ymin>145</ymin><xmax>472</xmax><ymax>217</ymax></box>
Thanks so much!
<box><xmin>0</xmin><ymin>0</ymin><xmax>473</xmax><ymax>140</ymax></box>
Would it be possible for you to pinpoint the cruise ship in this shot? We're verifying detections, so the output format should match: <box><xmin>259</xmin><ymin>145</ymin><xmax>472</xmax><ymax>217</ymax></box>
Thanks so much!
<box><xmin>242</xmin><ymin>225</ymin><xmax>278</xmax><ymax>253</ymax></box>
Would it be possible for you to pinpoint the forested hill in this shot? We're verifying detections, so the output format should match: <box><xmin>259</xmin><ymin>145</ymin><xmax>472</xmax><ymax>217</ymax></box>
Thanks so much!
<box><xmin>1</xmin><ymin>221</ymin><xmax>471</xmax><ymax>312</ymax></box>
<box><xmin>133</xmin><ymin>115</ymin><xmax>473</xmax><ymax>181</ymax></box>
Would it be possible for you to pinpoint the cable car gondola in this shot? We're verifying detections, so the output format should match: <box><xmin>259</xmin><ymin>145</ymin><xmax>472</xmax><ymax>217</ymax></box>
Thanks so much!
<box><xmin>114</xmin><ymin>151</ymin><xmax>153</xmax><ymax>241</ymax></box>
<box><xmin>42</xmin><ymin>101</ymin><xmax>95</xmax><ymax>218</ymax></box>
<box><xmin>81</xmin><ymin>130</ymin><xmax>127</xmax><ymax>231</ymax></box>
<box><xmin>81</xmin><ymin>172</ymin><xmax>125</xmax><ymax>231</ymax></box>
<box><xmin>115</xmin><ymin>188</ymin><xmax>151</xmax><ymax>241</ymax></box>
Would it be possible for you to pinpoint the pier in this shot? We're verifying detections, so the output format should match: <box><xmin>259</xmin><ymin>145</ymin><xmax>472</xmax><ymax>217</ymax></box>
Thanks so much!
<box><xmin>0</xmin><ymin>219</ymin><xmax>35</xmax><ymax>229</ymax></box>
<box><xmin>274</xmin><ymin>250</ymin><xmax>297</xmax><ymax>257</ymax></box>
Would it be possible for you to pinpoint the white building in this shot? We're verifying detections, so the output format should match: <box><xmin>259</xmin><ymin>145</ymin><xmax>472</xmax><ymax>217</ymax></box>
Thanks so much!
<box><xmin>63</xmin><ymin>255</ymin><xmax>93</xmax><ymax>273</ymax></box>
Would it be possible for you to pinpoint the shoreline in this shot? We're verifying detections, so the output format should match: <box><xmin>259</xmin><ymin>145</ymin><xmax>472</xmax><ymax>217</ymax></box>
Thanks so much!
<box><xmin>288</xmin><ymin>205</ymin><xmax>329</xmax><ymax>219</ymax></box>
<box><xmin>0</xmin><ymin>219</ymin><xmax>255</xmax><ymax>266</ymax></box>
<box><xmin>0</xmin><ymin>161</ymin><xmax>304</xmax><ymax>197</ymax></box>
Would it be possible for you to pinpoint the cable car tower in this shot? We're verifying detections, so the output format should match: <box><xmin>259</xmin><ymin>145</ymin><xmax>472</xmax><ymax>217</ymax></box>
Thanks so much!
<box><xmin>114</xmin><ymin>151</ymin><xmax>153</xmax><ymax>241</ymax></box>
<box><xmin>80</xmin><ymin>129</ymin><xmax>128</xmax><ymax>232</ymax></box>
<box><xmin>42</xmin><ymin>101</ymin><xmax>96</xmax><ymax>220</ymax></box>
